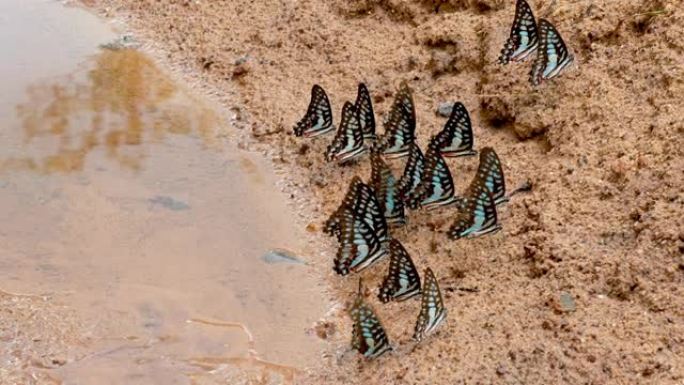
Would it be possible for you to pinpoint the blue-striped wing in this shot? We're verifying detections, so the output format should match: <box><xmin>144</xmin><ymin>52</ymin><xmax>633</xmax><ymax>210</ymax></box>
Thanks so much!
<box><xmin>378</xmin><ymin>239</ymin><xmax>421</xmax><ymax>303</ymax></box>
<box><xmin>475</xmin><ymin>147</ymin><xmax>507</xmax><ymax>205</ymax></box>
<box><xmin>396</xmin><ymin>143</ymin><xmax>425</xmax><ymax>203</ymax></box>
<box><xmin>413</xmin><ymin>268</ymin><xmax>446</xmax><ymax>342</ymax></box>
<box><xmin>324</xmin><ymin>177</ymin><xmax>363</xmax><ymax>237</ymax></box>
<box><xmin>529</xmin><ymin>19</ymin><xmax>574</xmax><ymax>86</ymax></box>
<box><xmin>334</xmin><ymin>212</ymin><xmax>387</xmax><ymax>275</ymax></box>
<box><xmin>430</xmin><ymin>102</ymin><xmax>477</xmax><ymax>158</ymax></box>
<box><xmin>324</xmin><ymin>176</ymin><xmax>389</xmax><ymax>245</ymax></box>
<box><xmin>325</xmin><ymin>101</ymin><xmax>366</xmax><ymax>163</ymax></box>
<box><xmin>448</xmin><ymin>180</ymin><xmax>501</xmax><ymax>240</ymax></box>
<box><xmin>355</xmin><ymin>83</ymin><xmax>376</xmax><ymax>141</ymax></box>
<box><xmin>294</xmin><ymin>84</ymin><xmax>334</xmax><ymax>137</ymax></box>
<box><xmin>350</xmin><ymin>291</ymin><xmax>392</xmax><ymax>359</ymax></box>
<box><xmin>406</xmin><ymin>142</ymin><xmax>457</xmax><ymax>210</ymax></box>
<box><xmin>374</xmin><ymin>82</ymin><xmax>416</xmax><ymax>158</ymax></box>
<box><xmin>499</xmin><ymin>0</ymin><xmax>539</xmax><ymax>64</ymax></box>
<box><xmin>370</xmin><ymin>152</ymin><xmax>405</xmax><ymax>225</ymax></box>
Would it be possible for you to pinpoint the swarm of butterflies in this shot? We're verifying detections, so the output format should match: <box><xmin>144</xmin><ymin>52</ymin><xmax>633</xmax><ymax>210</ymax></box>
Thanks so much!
<box><xmin>289</xmin><ymin>0</ymin><xmax>568</xmax><ymax>359</ymax></box>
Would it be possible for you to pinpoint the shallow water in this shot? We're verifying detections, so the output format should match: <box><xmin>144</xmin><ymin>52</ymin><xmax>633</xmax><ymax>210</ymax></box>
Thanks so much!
<box><xmin>0</xmin><ymin>1</ymin><xmax>325</xmax><ymax>383</ymax></box>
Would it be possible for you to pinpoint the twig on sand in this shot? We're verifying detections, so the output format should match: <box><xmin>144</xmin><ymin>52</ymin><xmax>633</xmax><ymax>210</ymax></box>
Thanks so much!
<box><xmin>633</xmin><ymin>9</ymin><xmax>668</xmax><ymax>17</ymax></box>
<box><xmin>186</xmin><ymin>317</ymin><xmax>300</xmax><ymax>383</ymax></box>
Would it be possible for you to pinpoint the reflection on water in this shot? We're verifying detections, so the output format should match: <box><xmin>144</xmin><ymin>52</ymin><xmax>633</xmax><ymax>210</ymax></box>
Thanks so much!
<box><xmin>5</xmin><ymin>49</ymin><xmax>218</xmax><ymax>174</ymax></box>
<box><xmin>0</xmin><ymin>1</ymin><xmax>326</xmax><ymax>384</ymax></box>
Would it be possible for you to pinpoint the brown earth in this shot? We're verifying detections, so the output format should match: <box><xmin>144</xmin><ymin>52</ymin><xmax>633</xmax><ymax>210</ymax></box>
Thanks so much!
<box><xmin>81</xmin><ymin>0</ymin><xmax>683</xmax><ymax>384</ymax></box>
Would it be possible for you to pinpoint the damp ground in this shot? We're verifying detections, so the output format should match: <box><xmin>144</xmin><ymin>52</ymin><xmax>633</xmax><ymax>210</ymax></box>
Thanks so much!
<box><xmin>0</xmin><ymin>1</ymin><xmax>328</xmax><ymax>384</ymax></box>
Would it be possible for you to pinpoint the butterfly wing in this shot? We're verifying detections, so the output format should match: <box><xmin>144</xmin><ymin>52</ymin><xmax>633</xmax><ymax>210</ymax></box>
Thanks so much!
<box><xmin>413</xmin><ymin>268</ymin><xmax>446</xmax><ymax>342</ymax></box>
<box><xmin>370</xmin><ymin>152</ymin><xmax>405</xmax><ymax>225</ymax></box>
<box><xmin>378</xmin><ymin>239</ymin><xmax>421</xmax><ymax>303</ymax></box>
<box><xmin>294</xmin><ymin>84</ymin><xmax>334</xmax><ymax>137</ymax></box>
<box><xmin>325</xmin><ymin>101</ymin><xmax>366</xmax><ymax>163</ymax></box>
<box><xmin>530</xmin><ymin>19</ymin><xmax>574</xmax><ymax>86</ymax></box>
<box><xmin>499</xmin><ymin>0</ymin><xmax>539</xmax><ymax>64</ymax></box>
<box><xmin>350</xmin><ymin>296</ymin><xmax>392</xmax><ymax>359</ymax></box>
<box><xmin>355</xmin><ymin>83</ymin><xmax>376</xmax><ymax>141</ymax></box>
<box><xmin>476</xmin><ymin>147</ymin><xmax>507</xmax><ymax>205</ymax></box>
<box><xmin>448</xmin><ymin>180</ymin><xmax>501</xmax><ymax>239</ymax></box>
<box><xmin>374</xmin><ymin>82</ymin><xmax>416</xmax><ymax>158</ymax></box>
<box><xmin>431</xmin><ymin>102</ymin><xmax>477</xmax><ymax>158</ymax></box>
<box><xmin>396</xmin><ymin>143</ymin><xmax>426</xmax><ymax>202</ymax></box>
<box><xmin>324</xmin><ymin>176</ymin><xmax>364</xmax><ymax>237</ymax></box>
<box><xmin>406</xmin><ymin>142</ymin><xmax>457</xmax><ymax>210</ymax></box>
<box><xmin>334</xmin><ymin>212</ymin><xmax>387</xmax><ymax>275</ymax></box>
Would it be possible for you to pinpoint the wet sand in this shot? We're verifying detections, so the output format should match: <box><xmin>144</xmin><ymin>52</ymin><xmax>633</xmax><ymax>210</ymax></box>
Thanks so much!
<box><xmin>6</xmin><ymin>0</ymin><xmax>684</xmax><ymax>384</ymax></box>
<box><xmin>0</xmin><ymin>1</ymin><xmax>328</xmax><ymax>384</ymax></box>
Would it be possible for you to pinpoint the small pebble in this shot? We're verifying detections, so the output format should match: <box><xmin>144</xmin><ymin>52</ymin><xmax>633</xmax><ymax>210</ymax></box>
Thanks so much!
<box><xmin>262</xmin><ymin>249</ymin><xmax>305</xmax><ymax>265</ymax></box>
<box><xmin>559</xmin><ymin>292</ymin><xmax>576</xmax><ymax>312</ymax></box>
<box><xmin>437</xmin><ymin>102</ymin><xmax>454</xmax><ymax>117</ymax></box>
<box><xmin>149</xmin><ymin>195</ymin><xmax>190</xmax><ymax>211</ymax></box>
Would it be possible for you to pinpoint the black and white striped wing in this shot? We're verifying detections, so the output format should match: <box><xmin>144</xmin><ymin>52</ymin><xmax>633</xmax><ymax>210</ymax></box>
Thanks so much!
<box><xmin>476</xmin><ymin>147</ymin><xmax>507</xmax><ymax>205</ymax></box>
<box><xmin>396</xmin><ymin>143</ymin><xmax>425</xmax><ymax>203</ymax></box>
<box><xmin>325</xmin><ymin>101</ymin><xmax>366</xmax><ymax>163</ymax></box>
<box><xmin>355</xmin><ymin>83</ymin><xmax>376</xmax><ymax>141</ymax></box>
<box><xmin>530</xmin><ymin>19</ymin><xmax>574</xmax><ymax>86</ymax></box>
<box><xmin>293</xmin><ymin>84</ymin><xmax>334</xmax><ymax>137</ymax></box>
<box><xmin>374</xmin><ymin>82</ymin><xmax>416</xmax><ymax>158</ymax></box>
<box><xmin>448</xmin><ymin>180</ymin><xmax>501</xmax><ymax>240</ymax></box>
<box><xmin>499</xmin><ymin>0</ymin><xmax>539</xmax><ymax>64</ymax></box>
<box><xmin>413</xmin><ymin>268</ymin><xmax>446</xmax><ymax>342</ymax></box>
<box><xmin>370</xmin><ymin>152</ymin><xmax>405</xmax><ymax>225</ymax></box>
<box><xmin>334</xmin><ymin>212</ymin><xmax>387</xmax><ymax>275</ymax></box>
<box><xmin>406</xmin><ymin>142</ymin><xmax>457</xmax><ymax>210</ymax></box>
<box><xmin>430</xmin><ymin>102</ymin><xmax>477</xmax><ymax>158</ymax></box>
<box><xmin>324</xmin><ymin>176</ymin><xmax>364</xmax><ymax>237</ymax></box>
<box><xmin>378</xmin><ymin>239</ymin><xmax>421</xmax><ymax>303</ymax></box>
<box><xmin>350</xmin><ymin>294</ymin><xmax>392</xmax><ymax>359</ymax></box>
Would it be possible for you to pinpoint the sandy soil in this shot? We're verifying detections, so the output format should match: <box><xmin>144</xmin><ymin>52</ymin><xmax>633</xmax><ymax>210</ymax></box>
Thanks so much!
<box><xmin>79</xmin><ymin>0</ymin><xmax>683</xmax><ymax>384</ymax></box>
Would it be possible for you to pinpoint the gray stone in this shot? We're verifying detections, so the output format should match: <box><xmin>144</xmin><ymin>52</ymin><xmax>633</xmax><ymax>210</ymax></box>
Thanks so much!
<box><xmin>149</xmin><ymin>195</ymin><xmax>190</xmax><ymax>211</ymax></box>
<box><xmin>559</xmin><ymin>292</ymin><xmax>576</xmax><ymax>312</ymax></box>
<box><xmin>437</xmin><ymin>102</ymin><xmax>454</xmax><ymax>117</ymax></box>
<box><xmin>262</xmin><ymin>249</ymin><xmax>305</xmax><ymax>265</ymax></box>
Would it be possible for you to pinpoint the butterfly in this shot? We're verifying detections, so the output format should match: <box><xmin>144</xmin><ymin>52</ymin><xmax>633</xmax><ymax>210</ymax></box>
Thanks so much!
<box><xmin>474</xmin><ymin>147</ymin><xmax>508</xmax><ymax>205</ymax></box>
<box><xmin>406</xmin><ymin>141</ymin><xmax>457</xmax><ymax>210</ymax></box>
<box><xmin>355</xmin><ymin>83</ymin><xmax>376</xmax><ymax>141</ymax></box>
<box><xmin>498</xmin><ymin>0</ymin><xmax>539</xmax><ymax>64</ymax></box>
<box><xmin>350</xmin><ymin>280</ymin><xmax>392</xmax><ymax>359</ymax></box>
<box><xmin>430</xmin><ymin>102</ymin><xmax>477</xmax><ymax>158</ymax></box>
<box><xmin>529</xmin><ymin>18</ymin><xmax>574</xmax><ymax>86</ymax></box>
<box><xmin>378</xmin><ymin>239</ymin><xmax>421</xmax><ymax>303</ymax></box>
<box><xmin>325</xmin><ymin>101</ymin><xmax>366</xmax><ymax>163</ymax></box>
<box><xmin>396</xmin><ymin>142</ymin><xmax>425</xmax><ymax>203</ymax></box>
<box><xmin>334</xmin><ymin>211</ymin><xmax>388</xmax><ymax>275</ymax></box>
<box><xmin>324</xmin><ymin>176</ymin><xmax>389</xmax><ymax>245</ymax></box>
<box><xmin>293</xmin><ymin>84</ymin><xmax>334</xmax><ymax>137</ymax></box>
<box><xmin>373</xmin><ymin>82</ymin><xmax>416</xmax><ymax>158</ymax></box>
<box><xmin>413</xmin><ymin>267</ymin><xmax>447</xmax><ymax>342</ymax></box>
<box><xmin>448</xmin><ymin>179</ymin><xmax>501</xmax><ymax>240</ymax></box>
<box><xmin>369</xmin><ymin>152</ymin><xmax>405</xmax><ymax>225</ymax></box>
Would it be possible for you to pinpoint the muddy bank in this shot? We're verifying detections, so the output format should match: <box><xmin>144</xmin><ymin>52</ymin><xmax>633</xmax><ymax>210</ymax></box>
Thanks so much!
<box><xmin>80</xmin><ymin>0</ymin><xmax>684</xmax><ymax>384</ymax></box>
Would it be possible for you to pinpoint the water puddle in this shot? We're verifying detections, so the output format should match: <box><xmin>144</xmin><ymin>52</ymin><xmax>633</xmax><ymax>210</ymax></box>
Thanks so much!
<box><xmin>0</xmin><ymin>1</ymin><xmax>326</xmax><ymax>384</ymax></box>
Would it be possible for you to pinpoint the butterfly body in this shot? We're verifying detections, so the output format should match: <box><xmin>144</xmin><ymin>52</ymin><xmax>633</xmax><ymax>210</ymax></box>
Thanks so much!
<box><xmin>413</xmin><ymin>268</ymin><xmax>446</xmax><ymax>342</ymax></box>
<box><xmin>378</xmin><ymin>239</ymin><xmax>421</xmax><ymax>303</ymax></box>
<box><xmin>374</xmin><ymin>82</ymin><xmax>416</xmax><ymax>159</ymax></box>
<box><xmin>499</xmin><ymin>0</ymin><xmax>539</xmax><ymax>64</ymax></box>
<box><xmin>530</xmin><ymin>19</ymin><xmax>574</xmax><ymax>86</ymax></box>
<box><xmin>370</xmin><ymin>152</ymin><xmax>406</xmax><ymax>225</ymax></box>
<box><xmin>431</xmin><ymin>102</ymin><xmax>477</xmax><ymax>158</ymax></box>
<box><xmin>448</xmin><ymin>181</ymin><xmax>501</xmax><ymax>239</ymax></box>
<box><xmin>294</xmin><ymin>84</ymin><xmax>334</xmax><ymax>137</ymax></box>
<box><xmin>350</xmin><ymin>291</ymin><xmax>392</xmax><ymax>359</ymax></box>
